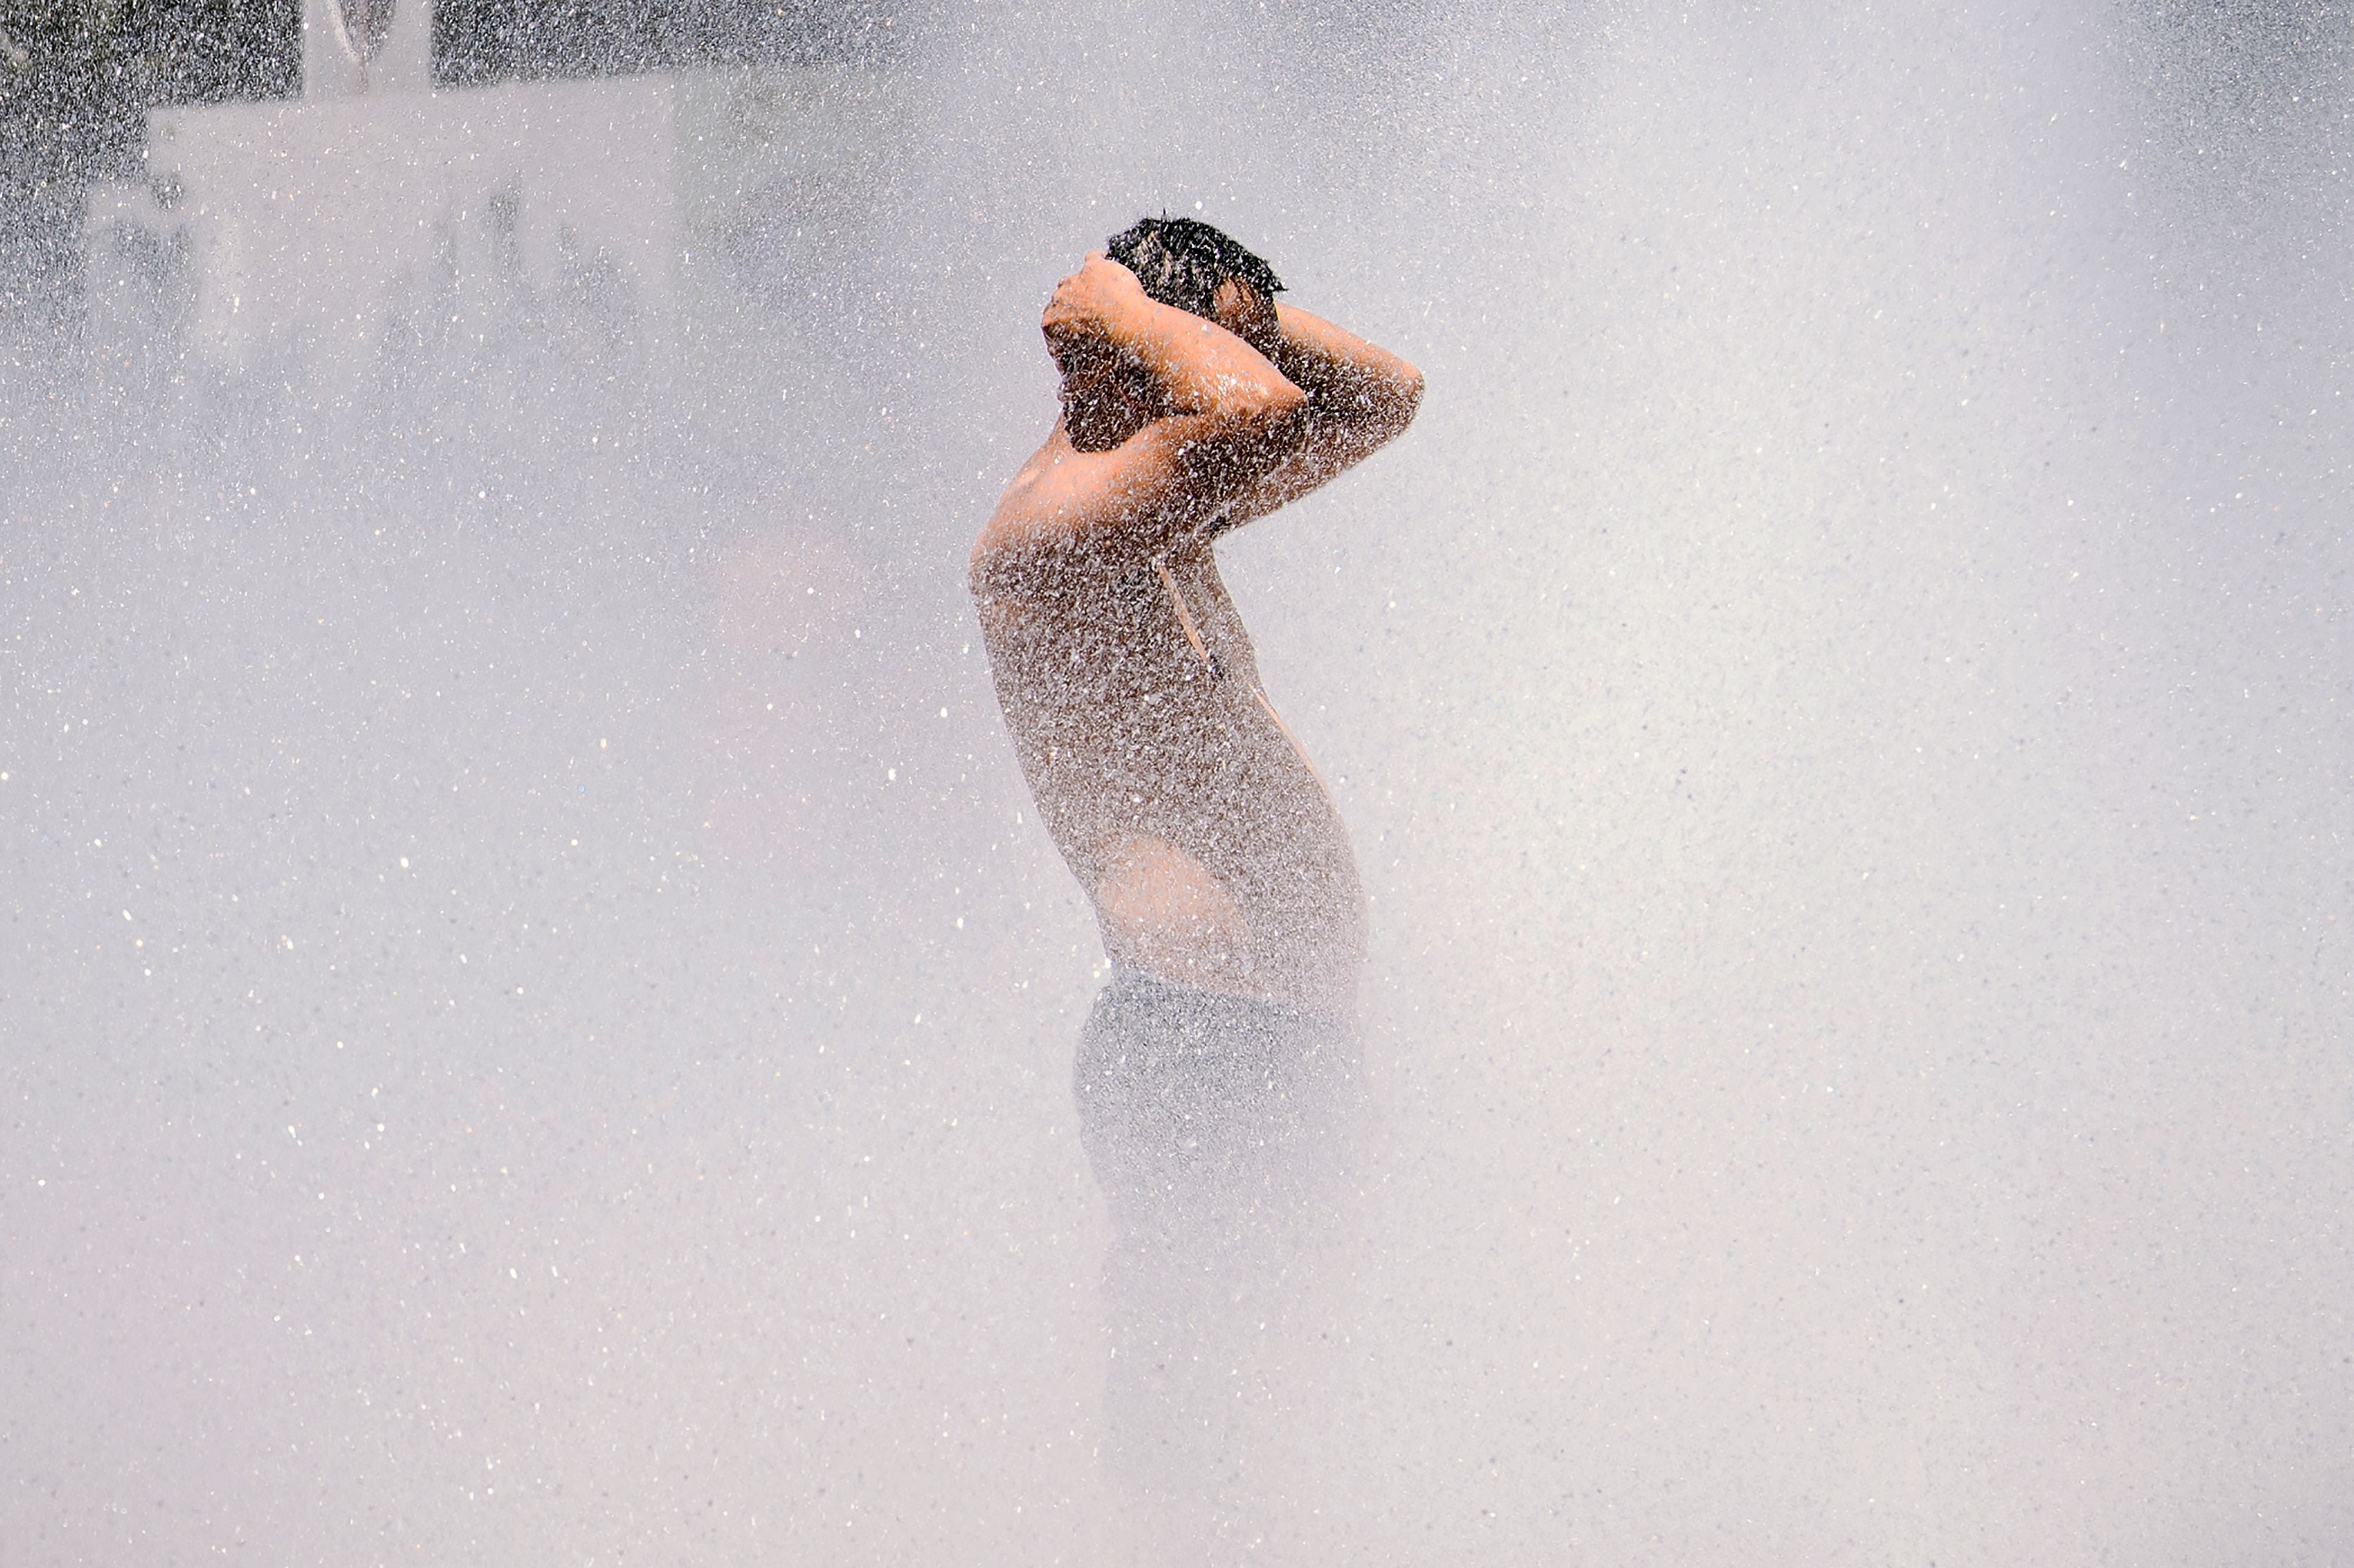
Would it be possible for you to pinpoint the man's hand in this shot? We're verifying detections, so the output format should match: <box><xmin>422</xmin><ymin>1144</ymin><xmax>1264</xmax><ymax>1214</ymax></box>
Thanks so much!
<box><xmin>1040</xmin><ymin>252</ymin><xmax>1152</xmax><ymax>364</ymax></box>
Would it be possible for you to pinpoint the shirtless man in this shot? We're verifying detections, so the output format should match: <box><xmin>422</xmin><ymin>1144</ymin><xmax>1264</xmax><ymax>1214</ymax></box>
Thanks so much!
<box><xmin>969</xmin><ymin>218</ymin><xmax>1420</xmax><ymax>1512</ymax></box>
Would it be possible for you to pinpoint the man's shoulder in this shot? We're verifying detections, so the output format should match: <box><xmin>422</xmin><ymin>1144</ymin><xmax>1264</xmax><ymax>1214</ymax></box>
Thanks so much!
<box><xmin>970</xmin><ymin>421</ymin><xmax>1193</xmax><ymax>588</ymax></box>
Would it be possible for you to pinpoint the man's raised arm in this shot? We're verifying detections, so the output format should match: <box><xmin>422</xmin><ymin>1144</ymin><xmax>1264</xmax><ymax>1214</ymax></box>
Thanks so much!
<box><xmin>1204</xmin><ymin>292</ymin><xmax>1423</xmax><ymax>534</ymax></box>
<box><xmin>1046</xmin><ymin>254</ymin><xmax>1302</xmax><ymax>434</ymax></box>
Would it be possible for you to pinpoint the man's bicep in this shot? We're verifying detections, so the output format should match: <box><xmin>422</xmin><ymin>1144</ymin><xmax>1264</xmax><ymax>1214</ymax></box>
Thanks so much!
<box><xmin>1077</xmin><ymin>413</ymin><xmax>1300</xmax><ymax>547</ymax></box>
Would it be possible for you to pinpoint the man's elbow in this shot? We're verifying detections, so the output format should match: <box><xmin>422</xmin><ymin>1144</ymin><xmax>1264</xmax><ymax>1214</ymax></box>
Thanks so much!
<box><xmin>1363</xmin><ymin>364</ymin><xmax>1422</xmax><ymax>444</ymax></box>
<box><xmin>1242</xmin><ymin>374</ymin><xmax>1309</xmax><ymax>419</ymax></box>
<box><xmin>1394</xmin><ymin>365</ymin><xmax>1425</xmax><ymax>424</ymax></box>
<box><xmin>1222</xmin><ymin>379</ymin><xmax>1309</xmax><ymax>446</ymax></box>
<box><xmin>1266</xmin><ymin>379</ymin><xmax>1312</xmax><ymax>423</ymax></box>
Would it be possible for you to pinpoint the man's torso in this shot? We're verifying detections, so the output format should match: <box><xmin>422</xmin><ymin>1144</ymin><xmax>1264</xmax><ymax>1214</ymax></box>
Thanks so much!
<box><xmin>976</xmin><ymin>525</ymin><xmax>1365</xmax><ymax>1016</ymax></box>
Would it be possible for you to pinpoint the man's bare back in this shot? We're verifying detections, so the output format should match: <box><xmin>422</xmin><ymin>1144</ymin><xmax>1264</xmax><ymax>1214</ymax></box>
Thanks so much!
<box><xmin>970</xmin><ymin>234</ymin><xmax>1419</xmax><ymax>1017</ymax></box>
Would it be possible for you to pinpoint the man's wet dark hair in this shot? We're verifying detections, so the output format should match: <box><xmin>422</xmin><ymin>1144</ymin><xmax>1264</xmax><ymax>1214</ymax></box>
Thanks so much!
<box><xmin>1106</xmin><ymin>216</ymin><xmax>1285</xmax><ymax>320</ymax></box>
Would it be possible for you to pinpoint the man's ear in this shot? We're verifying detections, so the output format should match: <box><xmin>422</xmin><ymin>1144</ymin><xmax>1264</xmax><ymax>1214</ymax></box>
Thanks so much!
<box><xmin>1209</xmin><ymin>280</ymin><xmax>1278</xmax><ymax>354</ymax></box>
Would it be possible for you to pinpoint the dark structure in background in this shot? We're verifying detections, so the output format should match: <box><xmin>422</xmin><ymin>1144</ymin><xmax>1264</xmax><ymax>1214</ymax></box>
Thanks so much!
<box><xmin>431</xmin><ymin>0</ymin><xmax>885</xmax><ymax>86</ymax></box>
<box><xmin>0</xmin><ymin>0</ymin><xmax>892</xmax><ymax>320</ymax></box>
<box><xmin>1</xmin><ymin>0</ymin><xmax>298</xmax><ymax>315</ymax></box>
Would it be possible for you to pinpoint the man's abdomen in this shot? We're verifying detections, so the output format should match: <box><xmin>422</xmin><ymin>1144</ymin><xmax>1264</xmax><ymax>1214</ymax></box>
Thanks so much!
<box><xmin>1073</xmin><ymin>713</ymin><xmax>1366</xmax><ymax>1015</ymax></box>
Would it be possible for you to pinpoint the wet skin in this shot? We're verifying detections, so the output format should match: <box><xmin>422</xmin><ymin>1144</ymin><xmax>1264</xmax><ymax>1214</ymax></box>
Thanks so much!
<box><xmin>971</xmin><ymin>254</ymin><xmax>1421</xmax><ymax>1017</ymax></box>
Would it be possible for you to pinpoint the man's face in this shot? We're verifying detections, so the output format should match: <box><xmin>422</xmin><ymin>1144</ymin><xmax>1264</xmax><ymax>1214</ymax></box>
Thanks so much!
<box><xmin>1060</xmin><ymin>366</ymin><xmax>1157</xmax><ymax>452</ymax></box>
<box><xmin>1054</xmin><ymin>335</ymin><xmax>1158</xmax><ymax>451</ymax></box>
